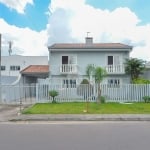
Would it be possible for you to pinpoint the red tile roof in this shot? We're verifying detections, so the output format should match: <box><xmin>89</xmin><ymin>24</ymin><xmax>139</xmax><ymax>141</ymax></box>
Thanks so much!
<box><xmin>21</xmin><ymin>65</ymin><xmax>49</xmax><ymax>74</ymax></box>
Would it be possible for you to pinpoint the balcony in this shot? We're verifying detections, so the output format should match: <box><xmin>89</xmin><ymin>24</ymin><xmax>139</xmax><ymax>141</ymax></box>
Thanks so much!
<box><xmin>105</xmin><ymin>65</ymin><xmax>125</xmax><ymax>74</ymax></box>
<box><xmin>60</xmin><ymin>64</ymin><xmax>78</xmax><ymax>74</ymax></box>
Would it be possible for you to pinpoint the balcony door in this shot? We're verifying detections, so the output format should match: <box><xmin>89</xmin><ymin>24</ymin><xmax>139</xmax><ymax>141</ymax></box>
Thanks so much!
<box><xmin>107</xmin><ymin>55</ymin><xmax>121</xmax><ymax>66</ymax></box>
<box><xmin>62</xmin><ymin>55</ymin><xmax>77</xmax><ymax>65</ymax></box>
<box><xmin>107</xmin><ymin>55</ymin><xmax>122</xmax><ymax>73</ymax></box>
<box><xmin>61</xmin><ymin>55</ymin><xmax>77</xmax><ymax>73</ymax></box>
<box><xmin>62</xmin><ymin>56</ymin><xmax>68</xmax><ymax>64</ymax></box>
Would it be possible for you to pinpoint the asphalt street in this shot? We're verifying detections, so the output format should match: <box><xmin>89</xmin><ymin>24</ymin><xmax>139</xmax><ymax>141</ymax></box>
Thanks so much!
<box><xmin>0</xmin><ymin>121</ymin><xmax>150</xmax><ymax>150</ymax></box>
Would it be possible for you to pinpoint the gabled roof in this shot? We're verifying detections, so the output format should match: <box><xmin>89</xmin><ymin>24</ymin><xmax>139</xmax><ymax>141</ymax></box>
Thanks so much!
<box><xmin>21</xmin><ymin>65</ymin><xmax>49</xmax><ymax>74</ymax></box>
<box><xmin>48</xmin><ymin>43</ymin><xmax>132</xmax><ymax>52</ymax></box>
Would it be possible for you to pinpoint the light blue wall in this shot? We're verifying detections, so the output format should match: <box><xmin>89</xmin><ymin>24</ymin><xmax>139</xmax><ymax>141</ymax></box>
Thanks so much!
<box><xmin>49</xmin><ymin>50</ymin><xmax>129</xmax><ymax>76</ymax></box>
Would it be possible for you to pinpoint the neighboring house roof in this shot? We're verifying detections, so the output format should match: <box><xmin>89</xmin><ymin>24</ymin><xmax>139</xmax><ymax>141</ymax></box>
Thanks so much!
<box><xmin>21</xmin><ymin>65</ymin><xmax>49</xmax><ymax>77</ymax></box>
<box><xmin>48</xmin><ymin>43</ymin><xmax>132</xmax><ymax>51</ymax></box>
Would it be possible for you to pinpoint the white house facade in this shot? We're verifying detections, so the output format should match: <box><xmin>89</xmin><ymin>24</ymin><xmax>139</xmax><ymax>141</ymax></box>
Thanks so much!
<box><xmin>48</xmin><ymin>37</ymin><xmax>132</xmax><ymax>87</ymax></box>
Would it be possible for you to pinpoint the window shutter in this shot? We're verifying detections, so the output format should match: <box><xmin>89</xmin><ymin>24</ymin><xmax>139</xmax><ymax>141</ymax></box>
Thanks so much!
<box><xmin>114</xmin><ymin>55</ymin><xmax>121</xmax><ymax>65</ymax></box>
<box><xmin>69</xmin><ymin>56</ymin><xmax>77</xmax><ymax>64</ymax></box>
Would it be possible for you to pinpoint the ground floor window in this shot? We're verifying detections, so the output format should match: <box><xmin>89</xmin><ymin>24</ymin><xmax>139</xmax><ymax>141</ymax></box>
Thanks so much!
<box><xmin>63</xmin><ymin>79</ymin><xmax>76</xmax><ymax>88</ymax></box>
<box><xmin>107</xmin><ymin>78</ymin><xmax>120</xmax><ymax>88</ymax></box>
<box><xmin>0</xmin><ymin>66</ymin><xmax>6</xmax><ymax>71</ymax></box>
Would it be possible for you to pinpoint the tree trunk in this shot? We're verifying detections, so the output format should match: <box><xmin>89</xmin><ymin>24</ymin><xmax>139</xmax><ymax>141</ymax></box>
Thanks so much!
<box><xmin>97</xmin><ymin>83</ymin><xmax>101</xmax><ymax>104</ymax></box>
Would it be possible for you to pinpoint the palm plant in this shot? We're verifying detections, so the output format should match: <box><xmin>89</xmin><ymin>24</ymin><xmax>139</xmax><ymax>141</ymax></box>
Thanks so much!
<box><xmin>86</xmin><ymin>64</ymin><xmax>95</xmax><ymax>80</ymax></box>
<box><xmin>49</xmin><ymin>90</ymin><xmax>59</xmax><ymax>103</ymax></box>
<box><xmin>94</xmin><ymin>67</ymin><xmax>107</xmax><ymax>103</ymax></box>
<box><xmin>124</xmin><ymin>58</ymin><xmax>145</xmax><ymax>83</ymax></box>
<box><xmin>86</xmin><ymin>65</ymin><xmax>107</xmax><ymax>103</ymax></box>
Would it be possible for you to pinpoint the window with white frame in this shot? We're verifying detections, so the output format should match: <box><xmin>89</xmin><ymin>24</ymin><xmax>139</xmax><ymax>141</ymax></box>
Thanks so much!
<box><xmin>63</xmin><ymin>79</ymin><xmax>76</xmax><ymax>88</ymax></box>
<box><xmin>10</xmin><ymin>66</ymin><xmax>20</xmax><ymax>71</ymax></box>
<box><xmin>107</xmin><ymin>78</ymin><xmax>120</xmax><ymax>88</ymax></box>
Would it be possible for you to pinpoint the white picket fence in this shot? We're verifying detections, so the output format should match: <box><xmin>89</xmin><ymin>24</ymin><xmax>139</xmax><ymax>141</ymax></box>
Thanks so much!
<box><xmin>36</xmin><ymin>84</ymin><xmax>150</xmax><ymax>103</ymax></box>
<box><xmin>0</xmin><ymin>84</ymin><xmax>150</xmax><ymax>104</ymax></box>
<box><xmin>0</xmin><ymin>84</ymin><xmax>36</xmax><ymax>104</ymax></box>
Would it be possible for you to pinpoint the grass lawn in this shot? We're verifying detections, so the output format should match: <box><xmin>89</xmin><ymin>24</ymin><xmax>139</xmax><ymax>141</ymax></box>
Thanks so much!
<box><xmin>22</xmin><ymin>102</ymin><xmax>150</xmax><ymax>114</ymax></box>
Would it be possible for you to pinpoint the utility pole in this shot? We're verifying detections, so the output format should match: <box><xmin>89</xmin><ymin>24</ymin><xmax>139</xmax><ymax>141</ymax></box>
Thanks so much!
<box><xmin>0</xmin><ymin>34</ymin><xmax>2</xmax><ymax>102</ymax></box>
<box><xmin>8</xmin><ymin>41</ymin><xmax>12</xmax><ymax>56</ymax></box>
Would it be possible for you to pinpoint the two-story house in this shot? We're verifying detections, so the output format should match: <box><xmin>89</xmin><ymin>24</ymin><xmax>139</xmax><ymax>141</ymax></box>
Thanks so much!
<box><xmin>48</xmin><ymin>37</ymin><xmax>132</xmax><ymax>87</ymax></box>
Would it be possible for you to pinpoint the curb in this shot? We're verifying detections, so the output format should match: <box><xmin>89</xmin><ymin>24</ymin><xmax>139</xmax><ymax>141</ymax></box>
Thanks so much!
<box><xmin>9</xmin><ymin>114</ymin><xmax>150</xmax><ymax>122</ymax></box>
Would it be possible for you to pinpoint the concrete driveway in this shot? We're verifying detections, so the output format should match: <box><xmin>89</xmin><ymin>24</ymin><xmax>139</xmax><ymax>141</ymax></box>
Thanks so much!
<box><xmin>0</xmin><ymin>104</ymin><xmax>20</xmax><ymax>122</ymax></box>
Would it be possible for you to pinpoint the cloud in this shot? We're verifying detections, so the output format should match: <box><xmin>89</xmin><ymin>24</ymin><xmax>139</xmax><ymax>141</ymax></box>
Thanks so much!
<box><xmin>0</xmin><ymin>0</ymin><xmax>33</xmax><ymax>13</ymax></box>
<box><xmin>0</xmin><ymin>18</ymin><xmax>48</xmax><ymax>56</ymax></box>
<box><xmin>1</xmin><ymin>0</ymin><xmax>150</xmax><ymax>61</ymax></box>
<box><xmin>47</xmin><ymin>0</ymin><xmax>150</xmax><ymax>61</ymax></box>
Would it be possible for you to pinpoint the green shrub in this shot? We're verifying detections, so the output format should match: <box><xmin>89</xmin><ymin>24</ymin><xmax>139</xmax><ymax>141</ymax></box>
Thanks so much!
<box><xmin>77</xmin><ymin>79</ymin><xmax>94</xmax><ymax>100</ymax></box>
<box><xmin>100</xmin><ymin>96</ymin><xmax>106</xmax><ymax>103</ymax></box>
<box><xmin>133</xmin><ymin>78</ymin><xmax>150</xmax><ymax>84</ymax></box>
<box><xmin>49</xmin><ymin>90</ymin><xmax>59</xmax><ymax>103</ymax></box>
<box><xmin>80</xmin><ymin>79</ymin><xmax>89</xmax><ymax>84</ymax></box>
<box><xmin>143</xmin><ymin>96</ymin><xmax>150</xmax><ymax>103</ymax></box>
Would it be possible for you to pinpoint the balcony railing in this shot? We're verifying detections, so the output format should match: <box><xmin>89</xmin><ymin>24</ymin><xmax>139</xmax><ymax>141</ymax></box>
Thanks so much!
<box><xmin>60</xmin><ymin>64</ymin><xmax>77</xmax><ymax>74</ymax></box>
<box><xmin>105</xmin><ymin>65</ymin><xmax>125</xmax><ymax>74</ymax></box>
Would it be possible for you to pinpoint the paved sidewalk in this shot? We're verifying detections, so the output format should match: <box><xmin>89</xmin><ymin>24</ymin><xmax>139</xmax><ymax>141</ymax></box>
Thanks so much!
<box><xmin>0</xmin><ymin>104</ymin><xmax>20</xmax><ymax>122</ymax></box>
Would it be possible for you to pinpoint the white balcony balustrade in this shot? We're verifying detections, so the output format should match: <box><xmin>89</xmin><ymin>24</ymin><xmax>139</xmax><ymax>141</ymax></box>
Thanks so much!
<box><xmin>50</xmin><ymin>64</ymin><xmax>125</xmax><ymax>75</ymax></box>
<box><xmin>60</xmin><ymin>64</ymin><xmax>77</xmax><ymax>74</ymax></box>
<box><xmin>105</xmin><ymin>65</ymin><xmax>125</xmax><ymax>74</ymax></box>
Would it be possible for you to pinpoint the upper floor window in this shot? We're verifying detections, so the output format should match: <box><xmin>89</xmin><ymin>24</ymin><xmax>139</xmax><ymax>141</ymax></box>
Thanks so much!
<box><xmin>10</xmin><ymin>66</ymin><xmax>20</xmax><ymax>71</ymax></box>
<box><xmin>0</xmin><ymin>66</ymin><xmax>6</xmax><ymax>71</ymax></box>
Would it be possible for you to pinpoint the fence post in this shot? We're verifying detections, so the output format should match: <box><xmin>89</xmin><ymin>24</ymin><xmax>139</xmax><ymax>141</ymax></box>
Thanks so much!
<box><xmin>36</xmin><ymin>83</ymin><xmax>38</xmax><ymax>102</ymax></box>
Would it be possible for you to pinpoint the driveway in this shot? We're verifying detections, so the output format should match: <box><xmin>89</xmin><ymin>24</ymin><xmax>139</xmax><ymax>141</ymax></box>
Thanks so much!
<box><xmin>0</xmin><ymin>104</ymin><xmax>20</xmax><ymax>122</ymax></box>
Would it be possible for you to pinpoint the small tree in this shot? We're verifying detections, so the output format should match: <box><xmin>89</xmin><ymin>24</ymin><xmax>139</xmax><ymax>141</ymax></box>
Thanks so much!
<box><xmin>94</xmin><ymin>67</ymin><xmax>107</xmax><ymax>103</ymax></box>
<box><xmin>86</xmin><ymin>64</ymin><xmax>95</xmax><ymax>80</ymax></box>
<box><xmin>49</xmin><ymin>90</ymin><xmax>59</xmax><ymax>103</ymax></box>
<box><xmin>86</xmin><ymin>65</ymin><xmax>107</xmax><ymax>103</ymax></box>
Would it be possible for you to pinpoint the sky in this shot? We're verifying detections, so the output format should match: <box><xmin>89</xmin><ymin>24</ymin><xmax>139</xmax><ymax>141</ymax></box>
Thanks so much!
<box><xmin>0</xmin><ymin>0</ymin><xmax>150</xmax><ymax>61</ymax></box>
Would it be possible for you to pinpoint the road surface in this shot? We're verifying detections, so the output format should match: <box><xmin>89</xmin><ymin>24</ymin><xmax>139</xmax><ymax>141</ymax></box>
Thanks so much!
<box><xmin>0</xmin><ymin>121</ymin><xmax>150</xmax><ymax>150</ymax></box>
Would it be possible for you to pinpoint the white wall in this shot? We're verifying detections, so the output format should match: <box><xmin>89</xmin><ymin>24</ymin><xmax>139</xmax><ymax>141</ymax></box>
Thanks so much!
<box><xmin>1</xmin><ymin>55</ymin><xmax>48</xmax><ymax>76</ymax></box>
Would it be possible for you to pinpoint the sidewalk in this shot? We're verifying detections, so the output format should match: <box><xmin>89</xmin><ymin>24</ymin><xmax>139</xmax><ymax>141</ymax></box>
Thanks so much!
<box><xmin>10</xmin><ymin>114</ymin><xmax>150</xmax><ymax>122</ymax></box>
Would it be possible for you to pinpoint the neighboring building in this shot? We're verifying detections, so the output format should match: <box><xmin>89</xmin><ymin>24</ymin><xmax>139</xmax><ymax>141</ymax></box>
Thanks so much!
<box><xmin>1</xmin><ymin>55</ymin><xmax>48</xmax><ymax>84</ymax></box>
<box><xmin>48</xmin><ymin>37</ymin><xmax>132</xmax><ymax>87</ymax></box>
<box><xmin>1</xmin><ymin>55</ymin><xmax>48</xmax><ymax>76</ymax></box>
<box><xmin>142</xmin><ymin>62</ymin><xmax>150</xmax><ymax>80</ymax></box>
<box><xmin>21</xmin><ymin>65</ymin><xmax>49</xmax><ymax>84</ymax></box>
